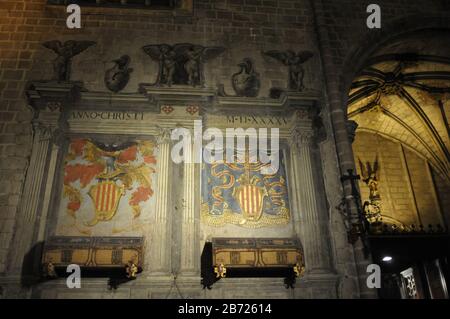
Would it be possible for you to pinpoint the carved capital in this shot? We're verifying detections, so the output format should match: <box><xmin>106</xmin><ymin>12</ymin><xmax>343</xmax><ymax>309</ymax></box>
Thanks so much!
<box><xmin>291</xmin><ymin>127</ymin><xmax>314</xmax><ymax>149</ymax></box>
<box><xmin>32</xmin><ymin>120</ymin><xmax>67</xmax><ymax>146</ymax></box>
<box><xmin>32</xmin><ymin>121</ymin><xmax>55</xmax><ymax>140</ymax></box>
<box><xmin>156</xmin><ymin>127</ymin><xmax>172</xmax><ymax>145</ymax></box>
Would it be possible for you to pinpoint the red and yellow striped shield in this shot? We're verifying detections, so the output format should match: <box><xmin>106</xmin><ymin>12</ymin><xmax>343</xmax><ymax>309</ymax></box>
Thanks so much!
<box><xmin>87</xmin><ymin>181</ymin><xmax>124</xmax><ymax>225</ymax></box>
<box><xmin>234</xmin><ymin>184</ymin><xmax>266</xmax><ymax>221</ymax></box>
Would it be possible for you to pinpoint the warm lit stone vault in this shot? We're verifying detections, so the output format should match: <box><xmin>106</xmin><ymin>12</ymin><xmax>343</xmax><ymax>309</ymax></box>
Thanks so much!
<box><xmin>348</xmin><ymin>54</ymin><xmax>450</xmax><ymax>181</ymax></box>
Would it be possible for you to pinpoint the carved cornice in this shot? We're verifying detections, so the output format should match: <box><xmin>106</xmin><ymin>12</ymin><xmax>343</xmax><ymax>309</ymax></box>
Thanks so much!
<box><xmin>26</xmin><ymin>81</ymin><xmax>82</xmax><ymax>115</ymax></box>
<box><xmin>139</xmin><ymin>84</ymin><xmax>215</xmax><ymax>108</ymax></box>
<box><xmin>214</xmin><ymin>91</ymin><xmax>320</xmax><ymax>116</ymax></box>
<box><xmin>74</xmin><ymin>91</ymin><xmax>155</xmax><ymax>111</ymax></box>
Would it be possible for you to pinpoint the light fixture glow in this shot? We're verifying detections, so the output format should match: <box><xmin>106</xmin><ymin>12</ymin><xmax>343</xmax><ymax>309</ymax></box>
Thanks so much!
<box><xmin>382</xmin><ymin>256</ymin><xmax>393</xmax><ymax>262</ymax></box>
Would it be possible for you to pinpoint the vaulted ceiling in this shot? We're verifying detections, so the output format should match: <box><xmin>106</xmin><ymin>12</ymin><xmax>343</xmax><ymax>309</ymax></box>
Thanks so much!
<box><xmin>348</xmin><ymin>53</ymin><xmax>450</xmax><ymax>181</ymax></box>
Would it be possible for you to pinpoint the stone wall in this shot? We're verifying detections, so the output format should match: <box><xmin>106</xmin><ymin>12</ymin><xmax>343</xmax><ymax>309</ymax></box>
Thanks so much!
<box><xmin>353</xmin><ymin>131</ymin><xmax>447</xmax><ymax>228</ymax></box>
<box><xmin>0</xmin><ymin>0</ymin><xmax>449</xmax><ymax>297</ymax></box>
<box><xmin>0</xmin><ymin>0</ymin><xmax>319</xmax><ymax>276</ymax></box>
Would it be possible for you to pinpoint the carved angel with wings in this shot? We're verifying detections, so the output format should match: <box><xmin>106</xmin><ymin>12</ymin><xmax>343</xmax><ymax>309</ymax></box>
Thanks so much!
<box><xmin>142</xmin><ymin>44</ymin><xmax>177</xmax><ymax>86</ymax></box>
<box><xmin>43</xmin><ymin>40</ymin><xmax>96</xmax><ymax>81</ymax></box>
<box><xmin>263</xmin><ymin>50</ymin><xmax>313</xmax><ymax>91</ymax></box>
<box><xmin>179</xmin><ymin>44</ymin><xmax>225</xmax><ymax>87</ymax></box>
<box><xmin>358</xmin><ymin>157</ymin><xmax>380</xmax><ymax>201</ymax></box>
<box><xmin>143</xmin><ymin>43</ymin><xmax>225</xmax><ymax>87</ymax></box>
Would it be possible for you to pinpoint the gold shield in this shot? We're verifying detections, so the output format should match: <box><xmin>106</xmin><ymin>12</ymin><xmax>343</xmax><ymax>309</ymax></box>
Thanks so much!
<box><xmin>87</xmin><ymin>181</ymin><xmax>124</xmax><ymax>226</ymax></box>
<box><xmin>233</xmin><ymin>184</ymin><xmax>267</xmax><ymax>222</ymax></box>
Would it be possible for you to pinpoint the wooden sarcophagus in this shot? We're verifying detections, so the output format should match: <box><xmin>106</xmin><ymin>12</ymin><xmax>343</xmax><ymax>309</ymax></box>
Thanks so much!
<box><xmin>202</xmin><ymin>237</ymin><xmax>305</xmax><ymax>288</ymax></box>
<box><xmin>41</xmin><ymin>236</ymin><xmax>144</xmax><ymax>279</ymax></box>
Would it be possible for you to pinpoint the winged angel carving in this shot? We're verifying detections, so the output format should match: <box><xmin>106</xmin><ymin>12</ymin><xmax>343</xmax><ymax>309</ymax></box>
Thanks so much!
<box><xmin>43</xmin><ymin>40</ymin><xmax>96</xmax><ymax>81</ymax></box>
<box><xmin>142</xmin><ymin>43</ymin><xmax>225</xmax><ymax>87</ymax></box>
<box><xmin>358</xmin><ymin>157</ymin><xmax>380</xmax><ymax>201</ymax></box>
<box><xmin>263</xmin><ymin>50</ymin><xmax>313</xmax><ymax>91</ymax></box>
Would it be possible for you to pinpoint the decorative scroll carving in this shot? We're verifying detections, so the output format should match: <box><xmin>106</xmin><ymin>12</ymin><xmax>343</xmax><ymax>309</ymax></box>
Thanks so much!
<box><xmin>42</xmin><ymin>40</ymin><xmax>96</xmax><ymax>81</ymax></box>
<box><xmin>218</xmin><ymin>58</ymin><xmax>260</xmax><ymax>97</ymax></box>
<box><xmin>263</xmin><ymin>50</ymin><xmax>313</xmax><ymax>91</ymax></box>
<box><xmin>142</xmin><ymin>43</ymin><xmax>225</xmax><ymax>87</ymax></box>
<box><xmin>104</xmin><ymin>55</ymin><xmax>133</xmax><ymax>93</ymax></box>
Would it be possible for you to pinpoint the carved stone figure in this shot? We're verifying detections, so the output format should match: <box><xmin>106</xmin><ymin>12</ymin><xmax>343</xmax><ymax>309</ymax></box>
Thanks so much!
<box><xmin>42</xmin><ymin>40</ymin><xmax>96</xmax><ymax>81</ymax></box>
<box><xmin>104</xmin><ymin>55</ymin><xmax>133</xmax><ymax>93</ymax></box>
<box><xmin>182</xmin><ymin>44</ymin><xmax>225</xmax><ymax>87</ymax></box>
<box><xmin>142</xmin><ymin>44</ymin><xmax>177</xmax><ymax>86</ymax></box>
<box><xmin>217</xmin><ymin>58</ymin><xmax>260</xmax><ymax>97</ymax></box>
<box><xmin>143</xmin><ymin>43</ymin><xmax>225</xmax><ymax>87</ymax></box>
<box><xmin>231</xmin><ymin>58</ymin><xmax>260</xmax><ymax>97</ymax></box>
<box><xmin>358</xmin><ymin>157</ymin><xmax>380</xmax><ymax>201</ymax></box>
<box><xmin>263</xmin><ymin>50</ymin><xmax>313</xmax><ymax>91</ymax></box>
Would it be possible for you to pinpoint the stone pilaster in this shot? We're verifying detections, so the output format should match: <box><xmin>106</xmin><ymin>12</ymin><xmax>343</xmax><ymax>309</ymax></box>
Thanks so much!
<box><xmin>7</xmin><ymin>81</ymin><xmax>80</xmax><ymax>281</ymax></box>
<box><xmin>148</xmin><ymin>128</ymin><xmax>172</xmax><ymax>275</ymax></box>
<box><xmin>179</xmin><ymin>138</ymin><xmax>199</xmax><ymax>276</ymax></box>
<box><xmin>290</xmin><ymin>121</ymin><xmax>333</xmax><ymax>273</ymax></box>
<box><xmin>9</xmin><ymin>108</ymin><xmax>61</xmax><ymax>277</ymax></box>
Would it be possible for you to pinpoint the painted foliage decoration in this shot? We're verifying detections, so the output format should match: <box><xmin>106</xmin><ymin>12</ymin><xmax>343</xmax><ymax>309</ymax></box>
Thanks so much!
<box><xmin>58</xmin><ymin>138</ymin><xmax>157</xmax><ymax>236</ymax></box>
<box><xmin>201</xmin><ymin>150</ymin><xmax>290</xmax><ymax>228</ymax></box>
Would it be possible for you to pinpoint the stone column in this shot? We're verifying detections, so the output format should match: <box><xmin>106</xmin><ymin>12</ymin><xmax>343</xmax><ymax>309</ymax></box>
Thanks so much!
<box><xmin>309</xmin><ymin>0</ymin><xmax>377</xmax><ymax>298</ymax></box>
<box><xmin>149</xmin><ymin>128</ymin><xmax>172</xmax><ymax>275</ymax></box>
<box><xmin>290</xmin><ymin>121</ymin><xmax>333</xmax><ymax>273</ymax></box>
<box><xmin>179</xmin><ymin>138</ymin><xmax>199</xmax><ymax>276</ymax></box>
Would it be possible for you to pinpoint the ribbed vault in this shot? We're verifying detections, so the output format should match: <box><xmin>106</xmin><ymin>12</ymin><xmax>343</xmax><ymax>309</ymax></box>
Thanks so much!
<box><xmin>348</xmin><ymin>54</ymin><xmax>450</xmax><ymax>181</ymax></box>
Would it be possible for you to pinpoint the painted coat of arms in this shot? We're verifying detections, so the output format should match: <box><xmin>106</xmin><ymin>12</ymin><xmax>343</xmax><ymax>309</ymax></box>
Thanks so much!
<box><xmin>57</xmin><ymin>138</ymin><xmax>157</xmax><ymax>236</ymax></box>
<box><xmin>201</xmin><ymin>151</ymin><xmax>290</xmax><ymax>228</ymax></box>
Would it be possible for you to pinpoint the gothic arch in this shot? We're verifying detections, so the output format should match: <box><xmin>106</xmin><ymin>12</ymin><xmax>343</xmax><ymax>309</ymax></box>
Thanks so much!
<box><xmin>342</xmin><ymin>14</ymin><xmax>450</xmax><ymax>232</ymax></box>
<box><xmin>339</xmin><ymin>13</ymin><xmax>450</xmax><ymax>107</ymax></box>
